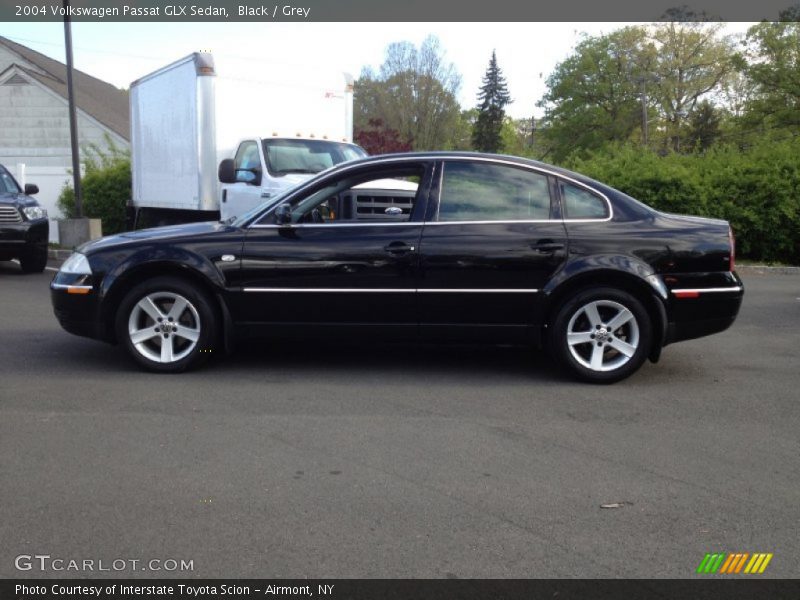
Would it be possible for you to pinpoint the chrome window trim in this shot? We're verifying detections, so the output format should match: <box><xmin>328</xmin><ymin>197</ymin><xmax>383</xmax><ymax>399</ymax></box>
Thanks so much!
<box><xmin>245</xmin><ymin>154</ymin><xmax>614</xmax><ymax>228</ymax></box>
<box><xmin>671</xmin><ymin>287</ymin><xmax>743</xmax><ymax>294</ymax></box>
<box><xmin>242</xmin><ymin>287</ymin><xmax>540</xmax><ymax>293</ymax></box>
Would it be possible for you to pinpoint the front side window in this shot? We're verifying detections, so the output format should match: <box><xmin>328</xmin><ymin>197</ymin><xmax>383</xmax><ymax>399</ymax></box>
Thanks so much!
<box><xmin>233</xmin><ymin>141</ymin><xmax>261</xmax><ymax>184</ymax></box>
<box><xmin>290</xmin><ymin>167</ymin><xmax>423</xmax><ymax>224</ymax></box>
<box><xmin>438</xmin><ymin>161</ymin><xmax>551</xmax><ymax>222</ymax></box>
<box><xmin>560</xmin><ymin>181</ymin><xmax>609</xmax><ymax>220</ymax></box>
<box><xmin>0</xmin><ymin>169</ymin><xmax>20</xmax><ymax>194</ymax></box>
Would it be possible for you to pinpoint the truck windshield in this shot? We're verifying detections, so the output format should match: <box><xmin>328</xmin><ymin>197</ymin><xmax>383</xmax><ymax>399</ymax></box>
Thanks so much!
<box><xmin>262</xmin><ymin>139</ymin><xmax>366</xmax><ymax>177</ymax></box>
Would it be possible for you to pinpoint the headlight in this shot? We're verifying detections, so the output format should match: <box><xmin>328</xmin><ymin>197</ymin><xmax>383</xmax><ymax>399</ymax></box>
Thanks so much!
<box><xmin>23</xmin><ymin>206</ymin><xmax>47</xmax><ymax>220</ymax></box>
<box><xmin>59</xmin><ymin>252</ymin><xmax>92</xmax><ymax>274</ymax></box>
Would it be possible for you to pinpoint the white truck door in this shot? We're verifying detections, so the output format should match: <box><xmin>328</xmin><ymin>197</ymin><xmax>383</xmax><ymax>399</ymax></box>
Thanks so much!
<box><xmin>220</xmin><ymin>140</ymin><xmax>270</xmax><ymax>221</ymax></box>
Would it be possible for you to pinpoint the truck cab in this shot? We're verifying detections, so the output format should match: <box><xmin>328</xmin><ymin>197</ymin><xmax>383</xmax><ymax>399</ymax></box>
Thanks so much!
<box><xmin>218</xmin><ymin>136</ymin><xmax>366</xmax><ymax>222</ymax></box>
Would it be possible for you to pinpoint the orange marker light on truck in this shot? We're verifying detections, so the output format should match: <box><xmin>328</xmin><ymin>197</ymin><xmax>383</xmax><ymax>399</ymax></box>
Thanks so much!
<box><xmin>67</xmin><ymin>287</ymin><xmax>91</xmax><ymax>295</ymax></box>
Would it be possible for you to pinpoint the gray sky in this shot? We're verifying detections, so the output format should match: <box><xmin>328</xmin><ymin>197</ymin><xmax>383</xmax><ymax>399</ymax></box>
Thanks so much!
<box><xmin>0</xmin><ymin>21</ymin><xmax>755</xmax><ymax>118</ymax></box>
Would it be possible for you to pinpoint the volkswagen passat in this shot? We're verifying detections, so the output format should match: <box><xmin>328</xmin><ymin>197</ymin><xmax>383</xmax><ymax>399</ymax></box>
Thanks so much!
<box><xmin>51</xmin><ymin>152</ymin><xmax>743</xmax><ymax>382</ymax></box>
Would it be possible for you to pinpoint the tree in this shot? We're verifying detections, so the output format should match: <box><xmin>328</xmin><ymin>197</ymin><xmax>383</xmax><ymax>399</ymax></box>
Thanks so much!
<box><xmin>647</xmin><ymin>22</ymin><xmax>736</xmax><ymax>152</ymax></box>
<box><xmin>536</xmin><ymin>26</ymin><xmax>654</xmax><ymax>162</ymax></box>
<box><xmin>472</xmin><ymin>50</ymin><xmax>512</xmax><ymax>152</ymax></box>
<box><xmin>354</xmin><ymin>119</ymin><xmax>413</xmax><ymax>155</ymax></box>
<box><xmin>737</xmin><ymin>21</ymin><xmax>800</xmax><ymax>134</ymax></box>
<box><xmin>687</xmin><ymin>100</ymin><xmax>722</xmax><ymax>151</ymax></box>
<box><xmin>354</xmin><ymin>35</ymin><xmax>463</xmax><ymax>151</ymax></box>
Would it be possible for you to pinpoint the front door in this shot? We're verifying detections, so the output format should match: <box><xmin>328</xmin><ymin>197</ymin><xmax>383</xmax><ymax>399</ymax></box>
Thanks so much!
<box><xmin>220</xmin><ymin>140</ymin><xmax>268</xmax><ymax>221</ymax></box>
<box><xmin>227</xmin><ymin>161</ymin><xmax>434</xmax><ymax>339</ymax></box>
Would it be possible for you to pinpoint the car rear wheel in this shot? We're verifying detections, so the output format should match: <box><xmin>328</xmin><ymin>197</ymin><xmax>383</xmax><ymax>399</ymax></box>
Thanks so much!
<box><xmin>116</xmin><ymin>277</ymin><xmax>217</xmax><ymax>373</ymax></box>
<box><xmin>19</xmin><ymin>245</ymin><xmax>48</xmax><ymax>273</ymax></box>
<box><xmin>551</xmin><ymin>287</ymin><xmax>651</xmax><ymax>383</ymax></box>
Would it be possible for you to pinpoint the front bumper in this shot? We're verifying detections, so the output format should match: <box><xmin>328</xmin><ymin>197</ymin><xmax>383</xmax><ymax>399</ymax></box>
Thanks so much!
<box><xmin>0</xmin><ymin>219</ymin><xmax>48</xmax><ymax>256</ymax></box>
<box><xmin>50</xmin><ymin>271</ymin><xmax>109</xmax><ymax>342</ymax></box>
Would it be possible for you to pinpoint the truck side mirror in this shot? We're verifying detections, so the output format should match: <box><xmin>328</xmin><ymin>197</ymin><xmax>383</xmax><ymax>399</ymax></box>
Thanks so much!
<box><xmin>218</xmin><ymin>159</ymin><xmax>236</xmax><ymax>184</ymax></box>
<box><xmin>274</xmin><ymin>203</ymin><xmax>293</xmax><ymax>225</ymax></box>
<box><xmin>24</xmin><ymin>183</ymin><xmax>39</xmax><ymax>195</ymax></box>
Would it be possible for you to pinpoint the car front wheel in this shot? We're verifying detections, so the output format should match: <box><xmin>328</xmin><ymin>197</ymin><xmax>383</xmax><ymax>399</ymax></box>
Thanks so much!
<box><xmin>551</xmin><ymin>287</ymin><xmax>652</xmax><ymax>383</ymax></box>
<box><xmin>116</xmin><ymin>277</ymin><xmax>217</xmax><ymax>373</ymax></box>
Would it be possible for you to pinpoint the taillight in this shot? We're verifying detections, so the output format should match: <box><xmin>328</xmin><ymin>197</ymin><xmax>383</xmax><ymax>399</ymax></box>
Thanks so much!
<box><xmin>728</xmin><ymin>226</ymin><xmax>736</xmax><ymax>272</ymax></box>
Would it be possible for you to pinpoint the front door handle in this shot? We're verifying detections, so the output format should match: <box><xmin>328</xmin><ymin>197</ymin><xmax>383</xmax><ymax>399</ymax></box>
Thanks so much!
<box><xmin>384</xmin><ymin>242</ymin><xmax>416</xmax><ymax>255</ymax></box>
<box><xmin>530</xmin><ymin>240</ymin><xmax>565</xmax><ymax>253</ymax></box>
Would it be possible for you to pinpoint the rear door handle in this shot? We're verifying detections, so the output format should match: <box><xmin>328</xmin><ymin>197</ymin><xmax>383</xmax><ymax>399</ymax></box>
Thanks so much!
<box><xmin>530</xmin><ymin>240</ymin><xmax>565</xmax><ymax>252</ymax></box>
<box><xmin>384</xmin><ymin>242</ymin><xmax>416</xmax><ymax>255</ymax></box>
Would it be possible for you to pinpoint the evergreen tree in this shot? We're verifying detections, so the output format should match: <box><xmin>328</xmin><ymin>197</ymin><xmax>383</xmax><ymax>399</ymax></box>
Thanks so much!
<box><xmin>472</xmin><ymin>50</ymin><xmax>512</xmax><ymax>152</ymax></box>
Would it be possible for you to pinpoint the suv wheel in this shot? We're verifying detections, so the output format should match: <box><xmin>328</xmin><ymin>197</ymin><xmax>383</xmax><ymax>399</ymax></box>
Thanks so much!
<box><xmin>116</xmin><ymin>277</ymin><xmax>217</xmax><ymax>372</ymax></box>
<box><xmin>551</xmin><ymin>287</ymin><xmax>652</xmax><ymax>383</ymax></box>
<box><xmin>19</xmin><ymin>245</ymin><xmax>48</xmax><ymax>273</ymax></box>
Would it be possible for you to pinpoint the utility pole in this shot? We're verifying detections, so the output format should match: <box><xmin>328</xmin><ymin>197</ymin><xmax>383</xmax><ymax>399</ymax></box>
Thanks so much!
<box><xmin>640</xmin><ymin>78</ymin><xmax>648</xmax><ymax>147</ymax></box>
<box><xmin>63</xmin><ymin>0</ymin><xmax>83</xmax><ymax>217</ymax></box>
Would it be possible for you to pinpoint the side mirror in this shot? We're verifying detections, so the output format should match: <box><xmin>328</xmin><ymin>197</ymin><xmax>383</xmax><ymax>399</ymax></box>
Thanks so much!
<box><xmin>274</xmin><ymin>203</ymin><xmax>293</xmax><ymax>225</ymax></box>
<box><xmin>218</xmin><ymin>159</ymin><xmax>236</xmax><ymax>184</ymax></box>
<box><xmin>24</xmin><ymin>183</ymin><xmax>39</xmax><ymax>195</ymax></box>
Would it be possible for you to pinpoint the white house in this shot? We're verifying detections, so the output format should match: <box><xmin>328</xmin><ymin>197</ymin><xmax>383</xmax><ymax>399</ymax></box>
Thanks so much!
<box><xmin>0</xmin><ymin>36</ymin><xmax>130</xmax><ymax>242</ymax></box>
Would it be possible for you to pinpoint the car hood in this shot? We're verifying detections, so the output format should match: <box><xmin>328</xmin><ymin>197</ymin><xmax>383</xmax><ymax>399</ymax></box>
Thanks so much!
<box><xmin>0</xmin><ymin>192</ymin><xmax>38</xmax><ymax>208</ymax></box>
<box><xmin>78</xmin><ymin>221</ymin><xmax>229</xmax><ymax>254</ymax></box>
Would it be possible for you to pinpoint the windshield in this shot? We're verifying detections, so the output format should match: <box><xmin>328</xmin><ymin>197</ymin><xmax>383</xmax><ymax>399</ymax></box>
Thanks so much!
<box><xmin>0</xmin><ymin>169</ymin><xmax>21</xmax><ymax>194</ymax></box>
<box><xmin>262</xmin><ymin>139</ymin><xmax>366</xmax><ymax>176</ymax></box>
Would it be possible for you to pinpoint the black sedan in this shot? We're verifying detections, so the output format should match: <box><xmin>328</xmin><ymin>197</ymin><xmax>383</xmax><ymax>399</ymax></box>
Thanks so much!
<box><xmin>51</xmin><ymin>152</ymin><xmax>743</xmax><ymax>382</ymax></box>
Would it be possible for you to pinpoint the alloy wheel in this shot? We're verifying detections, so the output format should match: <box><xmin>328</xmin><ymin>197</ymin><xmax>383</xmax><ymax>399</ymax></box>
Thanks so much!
<box><xmin>127</xmin><ymin>292</ymin><xmax>201</xmax><ymax>364</ymax></box>
<box><xmin>566</xmin><ymin>299</ymin><xmax>640</xmax><ymax>373</ymax></box>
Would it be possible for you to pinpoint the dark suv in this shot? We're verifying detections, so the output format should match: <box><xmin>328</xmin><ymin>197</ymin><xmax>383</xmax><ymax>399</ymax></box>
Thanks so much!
<box><xmin>0</xmin><ymin>164</ymin><xmax>49</xmax><ymax>273</ymax></box>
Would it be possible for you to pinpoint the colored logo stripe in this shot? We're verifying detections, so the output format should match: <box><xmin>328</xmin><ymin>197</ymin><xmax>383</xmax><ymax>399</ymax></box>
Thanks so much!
<box><xmin>697</xmin><ymin>553</ymin><xmax>773</xmax><ymax>574</ymax></box>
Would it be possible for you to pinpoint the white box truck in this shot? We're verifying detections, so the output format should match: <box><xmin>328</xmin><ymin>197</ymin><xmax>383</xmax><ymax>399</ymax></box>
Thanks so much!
<box><xmin>129</xmin><ymin>52</ymin><xmax>367</xmax><ymax>226</ymax></box>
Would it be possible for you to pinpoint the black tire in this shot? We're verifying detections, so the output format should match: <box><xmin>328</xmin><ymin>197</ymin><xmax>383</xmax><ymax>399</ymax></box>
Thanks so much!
<box><xmin>550</xmin><ymin>287</ymin><xmax>652</xmax><ymax>383</ymax></box>
<box><xmin>19</xmin><ymin>244</ymin><xmax>48</xmax><ymax>273</ymax></box>
<box><xmin>115</xmin><ymin>276</ymin><xmax>218</xmax><ymax>373</ymax></box>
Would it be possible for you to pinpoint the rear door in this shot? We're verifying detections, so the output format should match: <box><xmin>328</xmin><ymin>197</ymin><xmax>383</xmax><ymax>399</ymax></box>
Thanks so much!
<box><xmin>417</xmin><ymin>159</ymin><xmax>568</xmax><ymax>341</ymax></box>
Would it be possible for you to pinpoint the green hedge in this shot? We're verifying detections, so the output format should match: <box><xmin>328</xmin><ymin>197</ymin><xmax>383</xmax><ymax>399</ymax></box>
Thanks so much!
<box><xmin>565</xmin><ymin>139</ymin><xmax>800</xmax><ymax>264</ymax></box>
<box><xmin>58</xmin><ymin>144</ymin><xmax>131</xmax><ymax>236</ymax></box>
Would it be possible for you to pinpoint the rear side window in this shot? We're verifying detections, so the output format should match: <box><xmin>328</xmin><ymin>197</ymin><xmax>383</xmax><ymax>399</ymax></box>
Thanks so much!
<box><xmin>438</xmin><ymin>162</ymin><xmax>551</xmax><ymax>222</ymax></box>
<box><xmin>559</xmin><ymin>181</ymin><xmax>609</xmax><ymax>220</ymax></box>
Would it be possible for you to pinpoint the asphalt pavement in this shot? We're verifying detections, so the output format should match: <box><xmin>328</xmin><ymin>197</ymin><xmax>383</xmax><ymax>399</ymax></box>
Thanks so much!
<box><xmin>1</xmin><ymin>261</ymin><xmax>798</xmax><ymax>578</ymax></box>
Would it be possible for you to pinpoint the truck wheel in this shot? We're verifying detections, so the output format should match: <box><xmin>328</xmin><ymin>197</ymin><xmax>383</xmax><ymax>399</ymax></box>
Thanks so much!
<box><xmin>550</xmin><ymin>287</ymin><xmax>651</xmax><ymax>383</ymax></box>
<box><xmin>19</xmin><ymin>245</ymin><xmax>48</xmax><ymax>273</ymax></box>
<box><xmin>115</xmin><ymin>277</ymin><xmax>217</xmax><ymax>373</ymax></box>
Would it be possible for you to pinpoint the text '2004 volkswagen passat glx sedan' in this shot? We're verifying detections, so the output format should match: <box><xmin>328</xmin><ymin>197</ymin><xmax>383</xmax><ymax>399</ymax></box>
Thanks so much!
<box><xmin>51</xmin><ymin>152</ymin><xmax>743</xmax><ymax>383</ymax></box>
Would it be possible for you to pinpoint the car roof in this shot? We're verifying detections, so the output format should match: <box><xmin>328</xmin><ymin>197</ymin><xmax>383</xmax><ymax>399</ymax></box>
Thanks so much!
<box><xmin>345</xmin><ymin>151</ymin><xmax>606</xmax><ymax>189</ymax></box>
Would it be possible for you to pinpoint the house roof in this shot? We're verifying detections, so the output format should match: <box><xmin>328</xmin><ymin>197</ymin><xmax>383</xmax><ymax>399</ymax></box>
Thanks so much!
<box><xmin>0</xmin><ymin>36</ymin><xmax>129</xmax><ymax>141</ymax></box>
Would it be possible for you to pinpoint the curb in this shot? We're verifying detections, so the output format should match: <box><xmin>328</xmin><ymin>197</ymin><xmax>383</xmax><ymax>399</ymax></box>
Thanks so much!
<box><xmin>736</xmin><ymin>265</ymin><xmax>800</xmax><ymax>275</ymax></box>
<box><xmin>48</xmin><ymin>248</ymin><xmax>73</xmax><ymax>261</ymax></box>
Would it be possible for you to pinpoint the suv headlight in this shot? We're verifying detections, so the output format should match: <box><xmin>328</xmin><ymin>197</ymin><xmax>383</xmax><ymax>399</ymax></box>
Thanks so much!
<box><xmin>23</xmin><ymin>206</ymin><xmax>47</xmax><ymax>220</ymax></box>
<box><xmin>59</xmin><ymin>252</ymin><xmax>92</xmax><ymax>274</ymax></box>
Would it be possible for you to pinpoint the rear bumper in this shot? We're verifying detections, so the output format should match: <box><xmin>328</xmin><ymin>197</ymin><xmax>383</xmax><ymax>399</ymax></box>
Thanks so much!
<box><xmin>664</xmin><ymin>273</ymin><xmax>744</xmax><ymax>344</ymax></box>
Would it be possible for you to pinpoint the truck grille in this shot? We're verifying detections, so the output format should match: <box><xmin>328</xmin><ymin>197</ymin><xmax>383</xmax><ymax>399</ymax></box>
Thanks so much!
<box><xmin>338</xmin><ymin>191</ymin><xmax>416</xmax><ymax>221</ymax></box>
<box><xmin>0</xmin><ymin>206</ymin><xmax>22</xmax><ymax>224</ymax></box>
